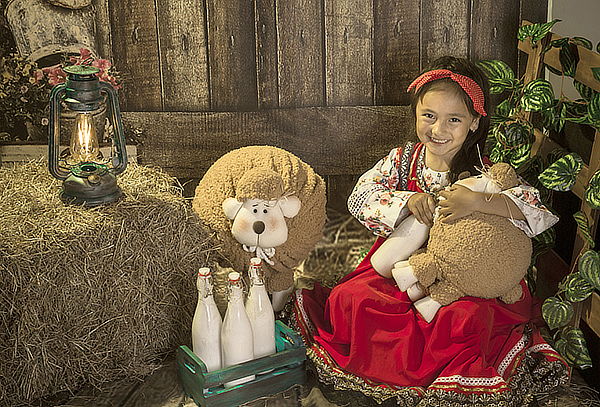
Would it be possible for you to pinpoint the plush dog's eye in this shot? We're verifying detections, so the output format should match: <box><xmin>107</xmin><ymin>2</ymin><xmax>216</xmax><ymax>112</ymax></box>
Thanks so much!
<box><xmin>263</xmin><ymin>209</ymin><xmax>268</xmax><ymax>214</ymax></box>
<box><xmin>253</xmin><ymin>209</ymin><xmax>258</xmax><ymax>213</ymax></box>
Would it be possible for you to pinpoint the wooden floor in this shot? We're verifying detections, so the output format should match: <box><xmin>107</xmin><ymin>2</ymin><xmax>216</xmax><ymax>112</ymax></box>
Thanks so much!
<box><xmin>55</xmin><ymin>357</ymin><xmax>600</xmax><ymax>407</ymax></box>
<box><xmin>57</xmin><ymin>358</ymin><xmax>312</xmax><ymax>407</ymax></box>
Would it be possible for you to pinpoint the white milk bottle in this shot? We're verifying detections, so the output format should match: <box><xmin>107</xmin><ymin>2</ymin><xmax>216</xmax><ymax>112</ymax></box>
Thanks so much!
<box><xmin>191</xmin><ymin>267</ymin><xmax>222</xmax><ymax>372</ymax></box>
<box><xmin>221</xmin><ymin>271</ymin><xmax>255</xmax><ymax>388</ymax></box>
<box><xmin>245</xmin><ymin>257</ymin><xmax>276</xmax><ymax>371</ymax></box>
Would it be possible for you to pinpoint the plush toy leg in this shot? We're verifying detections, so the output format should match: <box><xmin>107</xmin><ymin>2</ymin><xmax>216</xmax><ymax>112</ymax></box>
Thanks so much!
<box><xmin>391</xmin><ymin>262</ymin><xmax>419</xmax><ymax>292</ymax></box>
<box><xmin>407</xmin><ymin>283</ymin><xmax>426</xmax><ymax>301</ymax></box>
<box><xmin>271</xmin><ymin>286</ymin><xmax>294</xmax><ymax>312</ymax></box>
<box><xmin>371</xmin><ymin>215</ymin><xmax>430</xmax><ymax>278</ymax></box>
<box><xmin>414</xmin><ymin>296</ymin><xmax>442</xmax><ymax>323</ymax></box>
<box><xmin>407</xmin><ymin>252</ymin><xmax>438</xmax><ymax>288</ymax></box>
<box><xmin>427</xmin><ymin>280</ymin><xmax>463</xmax><ymax>307</ymax></box>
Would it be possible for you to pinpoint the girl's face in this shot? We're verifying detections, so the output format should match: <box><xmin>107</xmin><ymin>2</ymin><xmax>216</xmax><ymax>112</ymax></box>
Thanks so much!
<box><xmin>415</xmin><ymin>87</ymin><xmax>480</xmax><ymax>165</ymax></box>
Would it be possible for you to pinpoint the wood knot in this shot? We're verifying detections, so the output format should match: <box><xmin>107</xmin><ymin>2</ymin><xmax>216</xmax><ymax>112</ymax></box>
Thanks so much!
<box><xmin>181</xmin><ymin>34</ymin><xmax>189</xmax><ymax>52</ymax></box>
<box><xmin>132</xmin><ymin>27</ymin><xmax>140</xmax><ymax>44</ymax></box>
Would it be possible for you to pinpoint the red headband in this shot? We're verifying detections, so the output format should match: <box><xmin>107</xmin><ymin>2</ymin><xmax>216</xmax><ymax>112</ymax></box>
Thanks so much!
<box><xmin>407</xmin><ymin>69</ymin><xmax>487</xmax><ymax>117</ymax></box>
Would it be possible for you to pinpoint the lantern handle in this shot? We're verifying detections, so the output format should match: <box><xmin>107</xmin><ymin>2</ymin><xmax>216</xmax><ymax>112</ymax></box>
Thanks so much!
<box><xmin>100</xmin><ymin>82</ymin><xmax>128</xmax><ymax>175</ymax></box>
<box><xmin>48</xmin><ymin>84</ymin><xmax>70</xmax><ymax>180</ymax></box>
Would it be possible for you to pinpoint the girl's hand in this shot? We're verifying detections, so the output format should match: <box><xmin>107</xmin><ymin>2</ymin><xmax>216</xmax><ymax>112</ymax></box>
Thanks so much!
<box><xmin>437</xmin><ymin>185</ymin><xmax>481</xmax><ymax>223</ymax></box>
<box><xmin>407</xmin><ymin>193</ymin><xmax>436</xmax><ymax>226</ymax></box>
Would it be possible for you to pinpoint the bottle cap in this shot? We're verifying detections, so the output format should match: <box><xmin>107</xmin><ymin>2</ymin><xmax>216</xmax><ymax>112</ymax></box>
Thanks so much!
<box><xmin>228</xmin><ymin>271</ymin><xmax>241</xmax><ymax>282</ymax></box>
<box><xmin>198</xmin><ymin>267</ymin><xmax>211</xmax><ymax>277</ymax></box>
<box><xmin>250</xmin><ymin>257</ymin><xmax>262</xmax><ymax>266</ymax></box>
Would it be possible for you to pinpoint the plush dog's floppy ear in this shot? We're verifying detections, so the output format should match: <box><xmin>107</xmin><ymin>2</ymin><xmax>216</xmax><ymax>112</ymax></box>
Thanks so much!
<box><xmin>279</xmin><ymin>196</ymin><xmax>301</xmax><ymax>218</ymax></box>
<box><xmin>223</xmin><ymin>197</ymin><xmax>243</xmax><ymax>220</ymax></box>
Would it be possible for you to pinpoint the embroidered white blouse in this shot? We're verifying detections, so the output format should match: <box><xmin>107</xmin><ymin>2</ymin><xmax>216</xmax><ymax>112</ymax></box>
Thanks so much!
<box><xmin>347</xmin><ymin>145</ymin><xmax>559</xmax><ymax>238</ymax></box>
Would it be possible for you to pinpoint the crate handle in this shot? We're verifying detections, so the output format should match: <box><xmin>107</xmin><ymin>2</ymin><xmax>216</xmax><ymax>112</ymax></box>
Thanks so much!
<box><xmin>184</xmin><ymin>360</ymin><xmax>197</xmax><ymax>375</ymax></box>
<box><xmin>177</xmin><ymin>346</ymin><xmax>208</xmax><ymax>376</ymax></box>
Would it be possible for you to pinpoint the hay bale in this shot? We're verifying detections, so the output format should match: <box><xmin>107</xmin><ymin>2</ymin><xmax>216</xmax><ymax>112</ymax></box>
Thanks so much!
<box><xmin>297</xmin><ymin>208</ymin><xmax>375</xmax><ymax>290</ymax></box>
<box><xmin>0</xmin><ymin>161</ymin><xmax>218</xmax><ymax>406</ymax></box>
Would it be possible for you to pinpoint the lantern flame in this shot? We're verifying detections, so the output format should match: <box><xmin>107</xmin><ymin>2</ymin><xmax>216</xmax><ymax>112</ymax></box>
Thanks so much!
<box><xmin>70</xmin><ymin>113</ymin><xmax>99</xmax><ymax>163</ymax></box>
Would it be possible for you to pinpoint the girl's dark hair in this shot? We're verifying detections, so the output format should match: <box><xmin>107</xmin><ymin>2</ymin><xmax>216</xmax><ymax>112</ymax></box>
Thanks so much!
<box><xmin>410</xmin><ymin>56</ymin><xmax>491</xmax><ymax>182</ymax></box>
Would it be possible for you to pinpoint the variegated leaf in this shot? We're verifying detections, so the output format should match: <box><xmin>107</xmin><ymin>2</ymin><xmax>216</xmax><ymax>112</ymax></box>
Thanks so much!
<box><xmin>518</xmin><ymin>19</ymin><xmax>560</xmax><ymax>44</ymax></box>
<box><xmin>573</xmin><ymin>211</ymin><xmax>595</xmax><ymax>249</ymax></box>
<box><xmin>542</xmin><ymin>297</ymin><xmax>574</xmax><ymax>330</ymax></box>
<box><xmin>489</xmin><ymin>142</ymin><xmax>507</xmax><ymax>164</ymax></box>
<box><xmin>477</xmin><ymin>60</ymin><xmax>517</xmax><ymax>94</ymax></box>
<box><xmin>560</xmin><ymin>327</ymin><xmax>593</xmax><ymax>369</ymax></box>
<box><xmin>558</xmin><ymin>41</ymin><xmax>579</xmax><ymax>77</ymax></box>
<box><xmin>563</xmin><ymin>272</ymin><xmax>594</xmax><ymax>302</ymax></box>
<box><xmin>585</xmin><ymin>170</ymin><xmax>600</xmax><ymax>210</ymax></box>
<box><xmin>521</xmin><ymin>79</ymin><xmax>555</xmax><ymax>112</ymax></box>
<box><xmin>588</xmin><ymin>92</ymin><xmax>600</xmax><ymax>127</ymax></box>
<box><xmin>538</xmin><ymin>153</ymin><xmax>583</xmax><ymax>191</ymax></box>
<box><xmin>578</xmin><ymin>250</ymin><xmax>600</xmax><ymax>290</ymax></box>
<box><xmin>495</xmin><ymin>121</ymin><xmax>532</xmax><ymax>147</ymax></box>
<box><xmin>508</xmin><ymin>143</ymin><xmax>532</xmax><ymax>169</ymax></box>
<box><xmin>533</xmin><ymin>227</ymin><xmax>556</xmax><ymax>254</ymax></box>
<box><xmin>574</xmin><ymin>80</ymin><xmax>596</xmax><ymax>102</ymax></box>
<box><xmin>572</xmin><ymin>37</ymin><xmax>593</xmax><ymax>50</ymax></box>
<box><xmin>495</xmin><ymin>99</ymin><xmax>515</xmax><ymax>118</ymax></box>
<box><xmin>541</xmin><ymin>100</ymin><xmax>565</xmax><ymax>133</ymax></box>
<box><xmin>555</xmin><ymin>338</ymin><xmax>568</xmax><ymax>355</ymax></box>
<box><xmin>564</xmin><ymin>100</ymin><xmax>588</xmax><ymax>117</ymax></box>
<box><xmin>477</xmin><ymin>60</ymin><xmax>515</xmax><ymax>81</ymax></box>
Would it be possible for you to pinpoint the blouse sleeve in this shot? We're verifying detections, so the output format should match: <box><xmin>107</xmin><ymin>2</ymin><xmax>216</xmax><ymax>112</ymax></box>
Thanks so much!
<box><xmin>347</xmin><ymin>147</ymin><xmax>417</xmax><ymax>237</ymax></box>
<box><xmin>500</xmin><ymin>178</ymin><xmax>559</xmax><ymax>237</ymax></box>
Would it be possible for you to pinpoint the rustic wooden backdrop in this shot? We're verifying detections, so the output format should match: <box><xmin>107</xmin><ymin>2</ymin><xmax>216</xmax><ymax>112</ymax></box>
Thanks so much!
<box><xmin>93</xmin><ymin>0</ymin><xmax>548</xmax><ymax>208</ymax></box>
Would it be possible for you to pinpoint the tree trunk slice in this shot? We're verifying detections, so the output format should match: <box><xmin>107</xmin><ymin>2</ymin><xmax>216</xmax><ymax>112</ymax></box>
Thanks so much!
<box><xmin>5</xmin><ymin>0</ymin><xmax>96</xmax><ymax>63</ymax></box>
<box><xmin>44</xmin><ymin>0</ymin><xmax>92</xmax><ymax>9</ymax></box>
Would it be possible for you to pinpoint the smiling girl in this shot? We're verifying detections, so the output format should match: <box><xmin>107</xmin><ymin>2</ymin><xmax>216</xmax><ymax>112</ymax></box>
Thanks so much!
<box><xmin>293</xmin><ymin>56</ymin><xmax>568</xmax><ymax>405</ymax></box>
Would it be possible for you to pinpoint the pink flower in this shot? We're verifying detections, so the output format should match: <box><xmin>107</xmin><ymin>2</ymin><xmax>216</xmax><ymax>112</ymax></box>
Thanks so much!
<box><xmin>92</xmin><ymin>59</ymin><xmax>112</xmax><ymax>71</ymax></box>
<box><xmin>387</xmin><ymin>173</ymin><xmax>398</xmax><ymax>187</ymax></box>
<box><xmin>79</xmin><ymin>48</ymin><xmax>92</xmax><ymax>60</ymax></box>
<box><xmin>39</xmin><ymin>50</ymin><xmax>121</xmax><ymax>89</ymax></box>
<box><xmin>363</xmin><ymin>217</ymin><xmax>380</xmax><ymax>231</ymax></box>
<box><xmin>99</xmin><ymin>73</ymin><xmax>121</xmax><ymax>89</ymax></box>
<box><xmin>32</xmin><ymin>69</ymin><xmax>44</xmax><ymax>83</ymax></box>
<box><xmin>69</xmin><ymin>48</ymin><xmax>94</xmax><ymax>66</ymax></box>
<box><xmin>521</xmin><ymin>190</ymin><xmax>540</xmax><ymax>206</ymax></box>
<box><xmin>42</xmin><ymin>64</ymin><xmax>67</xmax><ymax>86</ymax></box>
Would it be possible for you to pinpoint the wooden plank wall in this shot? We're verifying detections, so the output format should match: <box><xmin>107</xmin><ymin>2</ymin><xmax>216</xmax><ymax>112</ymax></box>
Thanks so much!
<box><xmin>95</xmin><ymin>0</ymin><xmax>548</xmax><ymax>207</ymax></box>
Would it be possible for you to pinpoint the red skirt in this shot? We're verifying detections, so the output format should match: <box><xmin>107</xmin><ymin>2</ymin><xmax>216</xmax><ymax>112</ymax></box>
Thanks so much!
<box><xmin>293</xmin><ymin>238</ymin><xmax>569</xmax><ymax>406</ymax></box>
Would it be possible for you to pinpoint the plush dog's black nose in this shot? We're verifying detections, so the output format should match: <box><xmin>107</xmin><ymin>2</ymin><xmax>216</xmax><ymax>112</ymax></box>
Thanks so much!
<box><xmin>253</xmin><ymin>221</ymin><xmax>265</xmax><ymax>234</ymax></box>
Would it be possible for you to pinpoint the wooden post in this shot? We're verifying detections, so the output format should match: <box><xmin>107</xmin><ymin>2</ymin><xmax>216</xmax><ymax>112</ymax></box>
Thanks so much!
<box><xmin>519</xmin><ymin>20</ymin><xmax>600</xmax><ymax>339</ymax></box>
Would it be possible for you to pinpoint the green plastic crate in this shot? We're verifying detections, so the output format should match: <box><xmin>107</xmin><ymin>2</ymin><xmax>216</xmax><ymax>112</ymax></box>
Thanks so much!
<box><xmin>177</xmin><ymin>320</ymin><xmax>306</xmax><ymax>407</ymax></box>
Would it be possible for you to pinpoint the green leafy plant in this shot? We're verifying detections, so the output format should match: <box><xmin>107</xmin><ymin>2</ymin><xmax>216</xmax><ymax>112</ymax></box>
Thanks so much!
<box><xmin>478</xmin><ymin>21</ymin><xmax>600</xmax><ymax>370</ymax></box>
<box><xmin>517</xmin><ymin>19</ymin><xmax>561</xmax><ymax>46</ymax></box>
